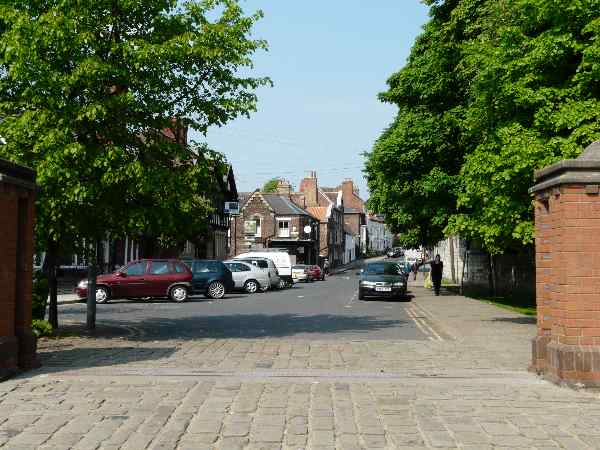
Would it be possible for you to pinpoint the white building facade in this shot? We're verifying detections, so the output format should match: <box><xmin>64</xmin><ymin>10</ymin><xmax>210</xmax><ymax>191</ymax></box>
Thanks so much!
<box><xmin>344</xmin><ymin>229</ymin><xmax>357</xmax><ymax>264</ymax></box>
<box><xmin>366</xmin><ymin>215</ymin><xmax>394</xmax><ymax>254</ymax></box>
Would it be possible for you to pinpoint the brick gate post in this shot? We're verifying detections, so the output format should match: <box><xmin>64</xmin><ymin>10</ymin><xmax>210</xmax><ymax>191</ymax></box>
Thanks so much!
<box><xmin>530</xmin><ymin>141</ymin><xmax>600</xmax><ymax>386</ymax></box>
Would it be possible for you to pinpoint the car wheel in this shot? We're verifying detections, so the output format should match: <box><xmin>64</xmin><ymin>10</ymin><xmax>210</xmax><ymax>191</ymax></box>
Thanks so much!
<box><xmin>169</xmin><ymin>285</ymin><xmax>189</xmax><ymax>303</ymax></box>
<box><xmin>358</xmin><ymin>289</ymin><xmax>365</xmax><ymax>300</ymax></box>
<box><xmin>207</xmin><ymin>281</ymin><xmax>226</xmax><ymax>299</ymax></box>
<box><xmin>244</xmin><ymin>279</ymin><xmax>259</xmax><ymax>294</ymax></box>
<box><xmin>95</xmin><ymin>286</ymin><xmax>110</xmax><ymax>304</ymax></box>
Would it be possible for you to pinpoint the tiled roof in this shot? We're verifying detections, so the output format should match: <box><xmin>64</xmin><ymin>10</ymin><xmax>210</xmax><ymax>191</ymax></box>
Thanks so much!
<box><xmin>324</xmin><ymin>192</ymin><xmax>338</xmax><ymax>203</ymax></box>
<box><xmin>306</xmin><ymin>206</ymin><xmax>329</xmax><ymax>222</ymax></box>
<box><xmin>262</xmin><ymin>193</ymin><xmax>312</xmax><ymax>216</ymax></box>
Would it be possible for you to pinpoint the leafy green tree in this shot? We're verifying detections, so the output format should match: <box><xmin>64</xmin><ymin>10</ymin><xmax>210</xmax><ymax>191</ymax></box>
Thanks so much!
<box><xmin>262</xmin><ymin>178</ymin><xmax>280</xmax><ymax>192</ymax></box>
<box><xmin>448</xmin><ymin>0</ymin><xmax>600</xmax><ymax>254</ymax></box>
<box><xmin>367</xmin><ymin>0</ymin><xmax>600</xmax><ymax>256</ymax></box>
<box><xmin>0</xmin><ymin>0</ymin><xmax>270</xmax><ymax>326</ymax></box>
<box><xmin>365</xmin><ymin>0</ymin><xmax>484</xmax><ymax>248</ymax></box>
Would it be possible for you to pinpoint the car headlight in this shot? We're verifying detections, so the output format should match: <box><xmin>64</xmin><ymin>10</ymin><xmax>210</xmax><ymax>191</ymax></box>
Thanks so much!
<box><xmin>77</xmin><ymin>280</ymin><xmax>88</xmax><ymax>289</ymax></box>
<box><xmin>360</xmin><ymin>281</ymin><xmax>376</xmax><ymax>287</ymax></box>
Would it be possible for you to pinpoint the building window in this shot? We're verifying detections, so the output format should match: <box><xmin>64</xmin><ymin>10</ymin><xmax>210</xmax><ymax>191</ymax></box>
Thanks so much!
<box><xmin>278</xmin><ymin>219</ymin><xmax>290</xmax><ymax>238</ymax></box>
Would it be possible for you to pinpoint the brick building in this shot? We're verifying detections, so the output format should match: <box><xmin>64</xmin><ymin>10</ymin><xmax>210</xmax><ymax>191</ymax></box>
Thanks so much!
<box><xmin>0</xmin><ymin>159</ymin><xmax>39</xmax><ymax>379</ymax></box>
<box><xmin>322</xmin><ymin>178</ymin><xmax>366</xmax><ymax>258</ymax></box>
<box><xmin>291</xmin><ymin>172</ymin><xmax>345</xmax><ymax>268</ymax></box>
<box><xmin>231</xmin><ymin>192</ymin><xmax>320</xmax><ymax>264</ymax></box>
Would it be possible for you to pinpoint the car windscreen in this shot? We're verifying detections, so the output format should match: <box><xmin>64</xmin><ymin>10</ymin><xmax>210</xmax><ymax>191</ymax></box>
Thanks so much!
<box><xmin>365</xmin><ymin>263</ymin><xmax>403</xmax><ymax>275</ymax></box>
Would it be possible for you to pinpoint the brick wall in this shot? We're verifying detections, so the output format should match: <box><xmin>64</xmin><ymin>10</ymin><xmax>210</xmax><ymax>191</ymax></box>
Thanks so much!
<box><xmin>540</xmin><ymin>186</ymin><xmax>600</xmax><ymax>347</ymax></box>
<box><xmin>344</xmin><ymin>213</ymin><xmax>362</xmax><ymax>237</ymax></box>
<box><xmin>233</xmin><ymin>194</ymin><xmax>275</xmax><ymax>255</ymax></box>
<box><xmin>0</xmin><ymin>161</ymin><xmax>39</xmax><ymax>378</ymax></box>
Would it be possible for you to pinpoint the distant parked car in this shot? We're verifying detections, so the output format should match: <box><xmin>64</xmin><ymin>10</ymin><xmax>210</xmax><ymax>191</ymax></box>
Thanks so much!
<box><xmin>235</xmin><ymin>251</ymin><xmax>295</xmax><ymax>288</ymax></box>
<box><xmin>387</xmin><ymin>248</ymin><xmax>404</xmax><ymax>258</ymax></box>
<box><xmin>307</xmin><ymin>265</ymin><xmax>325</xmax><ymax>281</ymax></box>
<box><xmin>292</xmin><ymin>265</ymin><xmax>313</xmax><ymax>283</ymax></box>
<box><xmin>182</xmin><ymin>259</ymin><xmax>234</xmax><ymax>299</ymax></box>
<box><xmin>234</xmin><ymin>256</ymin><xmax>281</xmax><ymax>290</ymax></box>
<box><xmin>75</xmin><ymin>259</ymin><xmax>192</xmax><ymax>303</ymax></box>
<box><xmin>223</xmin><ymin>260</ymin><xmax>270</xmax><ymax>293</ymax></box>
<box><xmin>358</xmin><ymin>261</ymin><xmax>408</xmax><ymax>301</ymax></box>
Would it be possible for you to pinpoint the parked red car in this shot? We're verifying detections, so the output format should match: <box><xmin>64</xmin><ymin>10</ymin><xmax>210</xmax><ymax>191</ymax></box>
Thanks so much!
<box><xmin>75</xmin><ymin>259</ymin><xmax>193</xmax><ymax>303</ymax></box>
<box><xmin>307</xmin><ymin>265</ymin><xmax>325</xmax><ymax>281</ymax></box>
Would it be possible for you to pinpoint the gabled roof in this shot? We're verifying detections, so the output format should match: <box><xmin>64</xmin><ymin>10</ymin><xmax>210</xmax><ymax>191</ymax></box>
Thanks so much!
<box><xmin>238</xmin><ymin>192</ymin><xmax>252</xmax><ymax>207</ymax></box>
<box><xmin>261</xmin><ymin>193</ymin><xmax>313</xmax><ymax>217</ymax></box>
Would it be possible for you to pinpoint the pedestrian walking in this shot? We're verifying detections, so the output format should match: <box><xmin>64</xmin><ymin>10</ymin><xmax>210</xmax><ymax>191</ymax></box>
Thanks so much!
<box><xmin>323</xmin><ymin>258</ymin><xmax>330</xmax><ymax>276</ymax></box>
<box><xmin>411</xmin><ymin>262</ymin><xmax>418</xmax><ymax>281</ymax></box>
<box><xmin>421</xmin><ymin>255</ymin><xmax>443</xmax><ymax>296</ymax></box>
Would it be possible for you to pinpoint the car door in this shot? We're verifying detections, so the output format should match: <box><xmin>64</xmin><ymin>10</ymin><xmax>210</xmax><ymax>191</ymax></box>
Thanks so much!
<box><xmin>146</xmin><ymin>260</ymin><xmax>173</xmax><ymax>297</ymax></box>
<box><xmin>117</xmin><ymin>261</ymin><xmax>149</xmax><ymax>298</ymax></box>
<box><xmin>191</xmin><ymin>261</ymin><xmax>213</xmax><ymax>293</ymax></box>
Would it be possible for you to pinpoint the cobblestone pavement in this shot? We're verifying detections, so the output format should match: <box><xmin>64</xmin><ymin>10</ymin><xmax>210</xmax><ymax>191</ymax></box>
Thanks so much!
<box><xmin>3</xmin><ymin>280</ymin><xmax>600</xmax><ymax>449</ymax></box>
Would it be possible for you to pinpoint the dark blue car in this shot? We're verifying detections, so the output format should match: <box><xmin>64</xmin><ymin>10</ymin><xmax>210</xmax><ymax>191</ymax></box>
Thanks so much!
<box><xmin>182</xmin><ymin>260</ymin><xmax>234</xmax><ymax>299</ymax></box>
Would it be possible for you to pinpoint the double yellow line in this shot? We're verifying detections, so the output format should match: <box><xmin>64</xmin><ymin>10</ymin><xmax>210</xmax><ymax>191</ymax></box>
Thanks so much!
<box><xmin>406</xmin><ymin>304</ymin><xmax>444</xmax><ymax>342</ymax></box>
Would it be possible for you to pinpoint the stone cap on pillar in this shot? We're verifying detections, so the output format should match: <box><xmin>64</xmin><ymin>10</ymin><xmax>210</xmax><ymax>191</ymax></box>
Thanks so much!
<box><xmin>529</xmin><ymin>141</ymin><xmax>600</xmax><ymax>194</ymax></box>
<box><xmin>0</xmin><ymin>158</ymin><xmax>37</xmax><ymax>190</ymax></box>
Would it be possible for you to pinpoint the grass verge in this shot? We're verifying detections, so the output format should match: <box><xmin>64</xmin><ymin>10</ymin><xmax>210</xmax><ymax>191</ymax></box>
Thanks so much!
<box><xmin>470</xmin><ymin>295</ymin><xmax>536</xmax><ymax>316</ymax></box>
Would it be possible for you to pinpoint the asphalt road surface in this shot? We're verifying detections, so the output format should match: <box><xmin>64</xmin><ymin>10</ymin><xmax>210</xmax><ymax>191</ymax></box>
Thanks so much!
<box><xmin>57</xmin><ymin>267</ymin><xmax>434</xmax><ymax>341</ymax></box>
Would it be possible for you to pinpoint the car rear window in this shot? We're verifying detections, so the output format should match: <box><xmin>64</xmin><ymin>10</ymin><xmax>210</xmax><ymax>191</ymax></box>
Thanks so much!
<box><xmin>174</xmin><ymin>263</ymin><xmax>187</xmax><ymax>273</ymax></box>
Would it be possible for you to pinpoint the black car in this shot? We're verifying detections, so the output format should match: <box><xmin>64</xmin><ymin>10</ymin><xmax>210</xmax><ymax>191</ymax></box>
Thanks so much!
<box><xmin>358</xmin><ymin>261</ymin><xmax>408</xmax><ymax>300</ymax></box>
<box><xmin>182</xmin><ymin>259</ymin><xmax>234</xmax><ymax>299</ymax></box>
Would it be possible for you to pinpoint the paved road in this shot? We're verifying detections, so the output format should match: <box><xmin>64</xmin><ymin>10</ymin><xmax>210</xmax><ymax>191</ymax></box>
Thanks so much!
<box><xmin>56</xmin><ymin>269</ymin><xmax>433</xmax><ymax>341</ymax></box>
<box><xmin>6</xmin><ymin>273</ymin><xmax>600</xmax><ymax>449</ymax></box>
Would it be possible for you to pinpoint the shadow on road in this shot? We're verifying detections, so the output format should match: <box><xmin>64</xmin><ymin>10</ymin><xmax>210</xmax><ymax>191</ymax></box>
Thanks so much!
<box><xmin>37</xmin><ymin>345</ymin><xmax>178</xmax><ymax>373</ymax></box>
<box><xmin>45</xmin><ymin>313</ymin><xmax>409</xmax><ymax>341</ymax></box>
<box><xmin>487</xmin><ymin>316</ymin><xmax>536</xmax><ymax>325</ymax></box>
<box><xmin>360</xmin><ymin>294</ymin><xmax>415</xmax><ymax>303</ymax></box>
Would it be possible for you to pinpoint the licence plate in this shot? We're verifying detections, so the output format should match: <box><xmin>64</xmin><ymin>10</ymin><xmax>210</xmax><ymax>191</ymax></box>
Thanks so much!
<box><xmin>375</xmin><ymin>287</ymin><xmax>392</xmax><ymax>292</ymax></box>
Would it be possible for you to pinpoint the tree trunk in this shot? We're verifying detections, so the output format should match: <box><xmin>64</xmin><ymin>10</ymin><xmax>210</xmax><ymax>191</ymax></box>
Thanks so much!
<box><xmin>46</xmin><ymin>241</ymin><xmax>59</xmax><ymax>329</ymax></box>
<box><xmin>86</xmin><ymin>241</ymin><xmax>98</xmax><ymax>330</ymax></box>
<box><xmin>489</xmin><ymin>253</ymin><xmax>497</xmax><ymax>297</ymax></box>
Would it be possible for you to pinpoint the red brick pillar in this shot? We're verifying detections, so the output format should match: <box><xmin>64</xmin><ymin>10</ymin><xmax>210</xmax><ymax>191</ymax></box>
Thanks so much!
<box><xmin>530</xmin><ymin>141</ymin><xmax>600</xmax><ymax>386</ymax></box>
<box><xmin>0</xmin><ymin>159</ymin><xmax>39</xmax><ymax>379</ymax></box>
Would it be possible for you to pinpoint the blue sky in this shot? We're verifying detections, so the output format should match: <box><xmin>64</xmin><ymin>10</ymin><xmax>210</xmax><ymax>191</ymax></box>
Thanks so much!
<box><xmin>194</xmin><ymin>1</ymin><xmax>430</xmax><ymax>197</ymax></box>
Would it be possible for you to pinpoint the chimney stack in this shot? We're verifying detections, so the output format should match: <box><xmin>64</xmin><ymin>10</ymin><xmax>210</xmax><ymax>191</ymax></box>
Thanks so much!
<box><xmin>300</xmin><ymin>171</ymin><xmax>318</xmax><ymax>207</ymax></box>
<box><xmin>276</xmin><ymin>179</ymin><xmax>292</xmax><ymax>196</ymax></box>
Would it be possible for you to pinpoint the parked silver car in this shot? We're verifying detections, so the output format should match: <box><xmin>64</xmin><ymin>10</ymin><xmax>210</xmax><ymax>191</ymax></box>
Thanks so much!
<box><xmin>234</xmin><ymin>257</ymin><xmax>281</xmax><ymax>290</ymax></box>
<box><xmin>223</xmin><ymin>260</ymin><xmax>270</xmax><ymax>294</ymax></box>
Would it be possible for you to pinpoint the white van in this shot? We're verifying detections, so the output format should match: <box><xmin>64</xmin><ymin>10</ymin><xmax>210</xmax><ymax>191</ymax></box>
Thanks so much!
<box><xmin>235</xmin><ymin>251</ymin><xmax>296</xmax><ymax>288</ymax></box>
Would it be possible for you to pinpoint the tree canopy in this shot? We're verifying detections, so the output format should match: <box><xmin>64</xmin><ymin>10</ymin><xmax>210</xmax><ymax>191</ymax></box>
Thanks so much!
<box><xmin>262</xmin><ymin>178</ymin><xmax>280</xmax><ymax>193</ymax></box>
<box><xmin>365</xmin><ymin>0</ymin><xmax>600</xmax><ymax>254</ymax></box>
<box><xmin>0</xmin><ymin>0</ymin><xmax>270</xmax><ymax>252</ymax></box>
